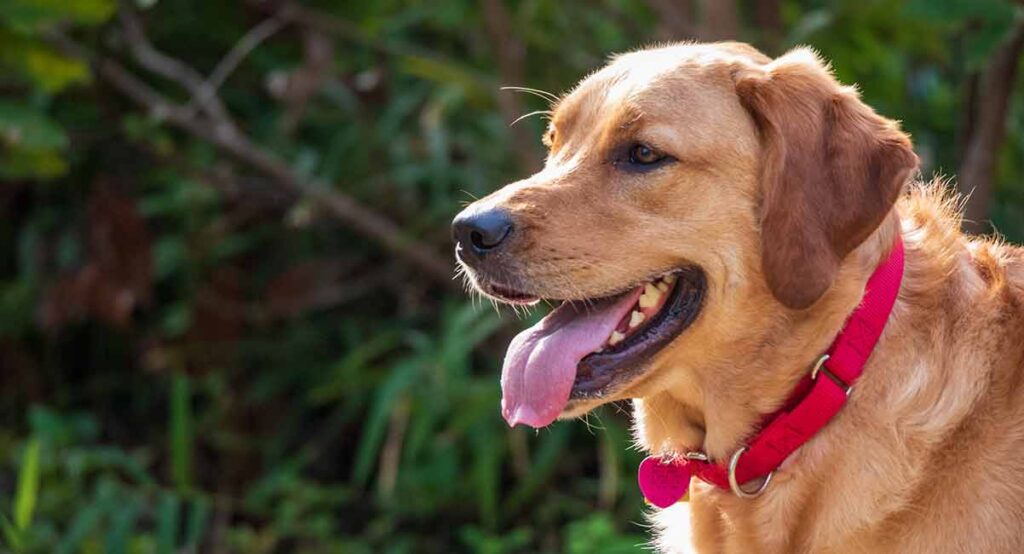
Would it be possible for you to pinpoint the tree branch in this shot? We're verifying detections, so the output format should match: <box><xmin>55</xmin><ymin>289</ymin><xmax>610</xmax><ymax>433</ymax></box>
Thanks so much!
<box><xmin>119</xmin><ymin>9</ymin><xmax>238</xmax><ymax>134</ymax></box>
<box><xmin>278</xmin><ymin>1</ymin><xmax>541</xmax><ymax>171</ymax></box>
<box><xmin>185</xmin><ymin>13</ymin><xmax>289</xmax><ymax>115</ymax></box>
<box><xmin>49</xmin><ymin>30</ymin><xmax>459</xmax><ymax>289</ymax></box>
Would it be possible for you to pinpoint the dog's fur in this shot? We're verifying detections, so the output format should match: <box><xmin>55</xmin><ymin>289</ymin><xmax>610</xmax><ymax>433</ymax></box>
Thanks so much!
<box><xmin>460</xmin><ymin>42</ymin><xmax>1024</xmax><ymax>552</ymax></box>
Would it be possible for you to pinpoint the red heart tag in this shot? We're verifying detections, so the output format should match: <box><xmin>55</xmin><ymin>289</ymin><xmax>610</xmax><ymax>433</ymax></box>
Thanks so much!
<box><xmin>638</xmin><ymin>456</ymin><xmax>692</xmax><ymax>508</ymax></box>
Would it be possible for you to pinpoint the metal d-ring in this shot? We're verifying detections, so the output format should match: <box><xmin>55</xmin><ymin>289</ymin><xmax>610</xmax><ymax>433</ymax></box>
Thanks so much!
<box><xmin>810</xmin><ymin>354</ymin><xmax>830</xmax><ymax>380</ymax></box>
<box><xmin>728</xmin><ymin>446</ymin><xmax>773</xmax><ymax>498</ymax></box>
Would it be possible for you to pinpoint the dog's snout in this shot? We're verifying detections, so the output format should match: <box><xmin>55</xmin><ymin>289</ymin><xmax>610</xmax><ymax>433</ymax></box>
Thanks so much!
<box><xmin>452</xmin><ymin>208</ymin><xmax>514</xmax><ymax>257</ymax></box>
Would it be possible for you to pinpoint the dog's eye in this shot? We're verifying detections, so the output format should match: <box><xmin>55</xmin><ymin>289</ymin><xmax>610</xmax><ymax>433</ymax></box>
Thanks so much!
<box><xmin>628</xmin><ymin>143</ymin><xmax>665</xmax><ymax>165</ymax></box>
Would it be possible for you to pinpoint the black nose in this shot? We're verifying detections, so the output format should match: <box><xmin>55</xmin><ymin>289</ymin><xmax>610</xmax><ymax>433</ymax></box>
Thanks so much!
<box><xmin>452</xmin><ymin>208</ymin><xmax>513</xmax><ymax>256</ymax></box>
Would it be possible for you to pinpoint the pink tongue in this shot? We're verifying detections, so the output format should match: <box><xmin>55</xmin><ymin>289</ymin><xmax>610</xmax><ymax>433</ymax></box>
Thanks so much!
<box><xmin>501</xmin><ymin>287</ymin><xmax>643</xmax><ymax>428</ymax></box>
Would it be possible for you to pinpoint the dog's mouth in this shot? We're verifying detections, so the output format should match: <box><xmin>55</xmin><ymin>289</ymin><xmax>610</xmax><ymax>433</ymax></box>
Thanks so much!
<box><xmin>494</xmin><ymin>267</ymin><xmax>705</xmax><ymax>428</ymax></box>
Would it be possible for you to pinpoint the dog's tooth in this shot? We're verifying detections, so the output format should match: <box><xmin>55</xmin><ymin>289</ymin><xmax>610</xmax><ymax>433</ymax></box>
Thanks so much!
<box><xmin>629</xmin><ymin>310</ymin><xmax>645</xmax><ymax>328</ymax></box>
<box><xmin>638</xmin><ymin>283</ymin><xmax>661</xmax><ymax>308</ymax></box>
<box><xmin>656</xmin><ymin>282</ymin><xmax>669</xmax><ymax>292</ymax></box>
<box><xmin>609</xmin><ymin>331</ymin><xmax>625</xmax><ymax>346</ymax></box>
<box><xmin>664</xmin><ymin>274</ymin><xmax>677</xmax><ymax>284</ymax></box>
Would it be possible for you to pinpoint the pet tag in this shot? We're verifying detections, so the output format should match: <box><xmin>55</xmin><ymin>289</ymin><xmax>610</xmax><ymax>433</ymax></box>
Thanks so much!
<box><xmin>638</xmin><ymin>456</ymin><xmax>692</xmax><ymax>508</ymax></box>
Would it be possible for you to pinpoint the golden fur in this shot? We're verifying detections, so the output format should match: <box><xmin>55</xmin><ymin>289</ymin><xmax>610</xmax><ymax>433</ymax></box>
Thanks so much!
<box><xmin>459</xmin><ymin>42</ymin><xmax>1024</xmax><ymax>552</ymax></box>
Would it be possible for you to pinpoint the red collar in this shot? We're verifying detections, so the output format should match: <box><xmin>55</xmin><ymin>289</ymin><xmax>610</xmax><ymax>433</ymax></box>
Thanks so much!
<box><xmin>638</xmin><ymin>237</ymin><xmax>905</xmax><ymax>507</ymax></box>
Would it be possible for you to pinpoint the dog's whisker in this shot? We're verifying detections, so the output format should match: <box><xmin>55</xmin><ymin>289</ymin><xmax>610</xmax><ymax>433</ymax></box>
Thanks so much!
<box><xmin>510</xmin><ymin>110</ymin><xmax>553</xmax><ymax>127</ymax></box>
<box><xmin>500</xmin><ymin>85</ymin><xmax>561</xmax><ymax>103</ymax></box>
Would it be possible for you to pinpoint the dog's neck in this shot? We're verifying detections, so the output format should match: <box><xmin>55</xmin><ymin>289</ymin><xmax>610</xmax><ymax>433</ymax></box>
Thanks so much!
<box><xmin>636</xmin><ymin>211</ymin><xmax>903</xmax><ymax>462</ymax></box>
<box><xmin>643</xmin><ymin>190</ymin><xmax>1019</xmax><ymax>551</ymax></box>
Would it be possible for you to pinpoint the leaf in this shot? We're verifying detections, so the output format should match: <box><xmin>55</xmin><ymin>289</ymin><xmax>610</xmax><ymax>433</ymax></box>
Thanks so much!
<box><xmin>0</xmin><ymin>144</ymin><xmax>67</xmax><ymax>180</ymax></box>
<box><xmin>351</xmin><ymin>359</ymin><xmax>419</xmax><ymax>486</ymax></box>
<box><xmin>55</xmin><ymin>501</ymin><xmax>104</xmax><ymax>554</ymax></box>
<box><xmin>183</xmin><ymin>498</ymin><xmax>211</xmax><ymax>550</ymax></box>
<box><xmin>103</xmin><ymin>499</ymin><xmax>141</xmax><ymax>554</ymax></box>
<box><xmin>398</xmin><ymin>55</ymin><xmax>492</xmax><ymax>105</ymax></box>
<box><xmin>0</xmin><ymin>0</ymin><xmax>116</xmax><ymax>31</ymax></box>
<box><xmin>565</xmin><ymin>513</ymin><xmax>645</xmax><ymax>554</ymax></box>
<box><xmin>905</xmin><ymin>0</ymin><xmax>1015</xmax><ymax>22</ymax></box>
<box><xmin>0</xmin><ymin>100</ymin><xmax>68</xmax><ymax>150</ymax></box>
<box><xmin>170</xmin><ymin>372</ymin><xmax>193</xmax><ymax>492</ymax></box>
<box><xmin>787</xmin><ymin>9</ymin><xmax>834</xmax><ymax>44</ymax></box>
<box><xmin>0</xmin><ymin>281</ymin><xmax>35</xmax><ymax>336</ymax></box>
<box><xmin>964</xmin><ymin>18</ymin><xmax>1016</xmax><ymax>69</ymax></box>
<box><xmin>0</xmin><ymin>31</ymin><xmax>90</xmax><ymax>92</ymax></box>
<box><xmin>155</xmin><ymin>492</ymin><xmax>180</xmax><ymax>554</ymax></box>
<box><xmin>1</xmin><ymin>514</ymin><xmax>21</xmax><ymax>551</ymax></box>
<box><xmin>469</xmin><ymin>428</ymin><xmax>500</xmax><ymax>529</ymax></box>
<box><xmin>503</xmin><ymin>425</ymin><xmax>571</xmax><ymax>514</ymax></box>
<box><xmin>309</xmin><ymin>332</ymin><xmax>400</xmax><ymax>404</ymax></box>
<box><xmin>14</xmin><ymin>438</ymin><xmax>40</xmax><ymax>531</ymax></box>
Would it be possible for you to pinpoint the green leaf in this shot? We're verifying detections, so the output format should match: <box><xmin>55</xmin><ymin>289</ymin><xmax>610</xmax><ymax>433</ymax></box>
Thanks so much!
<box><xmin>398</xmin><ymin>55</ymin><xmax>492</xmax><ymax>105</ymax></box>
<box><xmin>103</xmin><ymin>499</ymin><xmax>141</xmax><ymax>554</ymax></box>
<box><xmin>503</xmin><ymin>425</ymin><xmax>571</xmax><ymax>514</ymax></box>
<box><xmin>56</xmin><ymin>501</ymin><xmax>104</xmax><ymax>554</ymax></box>
<box><xmin>352</xmin><ymin>359</ymin><xmax>419</xmax><ymax>487</ymax></box>
<box><xmin>155</xmin><ymin>492</ymin><xmax>180</xmax><ymax>554</ymax></box>
<box><xmin>0</xmin><ymin>145</ymin><xmax>68</xmax><ymax>180</ymax></box>
<box><xmin>0</xmin><ymin>281</ymin><xmax>35</xmax><ymax>336</ymax></box>
<box><xmin>169</xmin><ymin>373</ymin><xmax>193</xmax><ymax>492</ymax></box>
<box><xmin>565</xmin><ymin>513</ymin><xmax>645</xmax><ymax>554</ymax></box>
<box><xmin>0</xmin><ymin>31</ymin><xmax>90</xmax><ymax>92</ymax></box>
<box><xmin>1</xmin><ymin>514</ymin><xmax>21</xmax><ymax>551</ymax></box>
<box><xmin>183</xmin><ymin>498</ymin><xmax>211</xmax><ymax>550</ymax></box>
<box><xmin>469</xmin><ymin>428</ymin><xmax>500</xmax><ymax>529</ymax></box>
<box><xmin>0</xmin><ymin>100</ymin><xmax>68</xmax><ymax>150</ymax></box>
<box><xmin>0</xmin><ymin>0</ymin><xmax>116</xmax><ymax>31</ymax></box>
<box><xmin>13</xmin><ymin>439</ymin><xmax>40</xmax><ymax>531</ymax></box>
<box><xmin>160</xmin><ymin>302</ymin><xmax>193</xmax><ymax>338</ymax></box>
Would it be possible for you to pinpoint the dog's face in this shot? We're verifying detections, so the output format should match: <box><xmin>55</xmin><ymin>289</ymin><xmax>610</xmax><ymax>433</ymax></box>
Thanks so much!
<box><xmin>454</xmin><ymin>42</ymin><xmax>917</xmax><ymax>433</ymax></box>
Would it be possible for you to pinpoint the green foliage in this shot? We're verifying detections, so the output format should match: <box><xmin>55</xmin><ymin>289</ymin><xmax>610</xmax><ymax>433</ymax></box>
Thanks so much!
<box><xmin>3</xmin><ymin>0</ymin><xmax>1024</xmax><ymax>552</ymax></box>
<box><xmin>169</xmin><ymin>373</ymin><xmax>193</xmax><ymax>492</ymax></box>
<box><xmin>0</xmin><ymin>0</ymin><xmax>113</xmax><ymax>180</ymax></box>
<box><xmin>2</xmin><ymin>438</ymin><xmax>40</xmax><ymax>552</ymax></box>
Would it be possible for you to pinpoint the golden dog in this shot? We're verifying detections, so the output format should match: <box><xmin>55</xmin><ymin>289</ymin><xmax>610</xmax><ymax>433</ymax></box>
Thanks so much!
<box><xmin>453</xmin><ymin>41</ymin><xmax>1024</xmax><ymax>553</ymax></box>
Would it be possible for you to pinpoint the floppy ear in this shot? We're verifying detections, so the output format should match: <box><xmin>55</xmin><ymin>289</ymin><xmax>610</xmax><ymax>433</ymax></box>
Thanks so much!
<box><xmin>734</xmin><ymin>49</ymin><xmax>918</xmax><ymax>309</ymax></box>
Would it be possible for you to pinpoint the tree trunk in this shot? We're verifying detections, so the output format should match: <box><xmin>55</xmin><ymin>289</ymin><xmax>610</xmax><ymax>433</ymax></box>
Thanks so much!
<box><xmin>959</xmin><ymin>18</ymin><xmax>1024</xmax><ymax>234</ymax></box>
<box><xmin>646</xmin><ymin>0</ymin><xmax>694</xmax><ymax>40</ymax></box>
<box><xmin>698</xmin><ymin>0</ymin><xmax>739</xmax><ymax>40</ymax></box>
<box><xmin>754</xmin><ymin>0</ymin><xmax>783</xmax><ymax>53</ymax></box>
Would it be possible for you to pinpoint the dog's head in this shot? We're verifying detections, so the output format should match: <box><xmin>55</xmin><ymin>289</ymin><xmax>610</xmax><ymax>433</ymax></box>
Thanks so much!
<box><xmin>453</xmin><ymin>42</ymin><xmax>917</xmax><ymax>438</ymax></box>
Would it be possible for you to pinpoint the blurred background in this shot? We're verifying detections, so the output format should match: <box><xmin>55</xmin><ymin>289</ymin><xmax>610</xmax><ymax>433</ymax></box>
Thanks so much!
<box><xmin>2</xmin><ymin>0</ymin><xmax>1024</xmax><ymax>552</ymax></box>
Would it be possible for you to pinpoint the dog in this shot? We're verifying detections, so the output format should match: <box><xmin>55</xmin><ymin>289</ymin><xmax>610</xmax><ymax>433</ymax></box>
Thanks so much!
<box><xmin>452</xmin><ymin>41</ymin><xmax>1024</xmax><ymax>553</ymax></box>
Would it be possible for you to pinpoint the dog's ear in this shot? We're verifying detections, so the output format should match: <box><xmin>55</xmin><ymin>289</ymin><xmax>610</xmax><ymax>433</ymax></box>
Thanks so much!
<box><xmin>734</xmin><ymin>48</ymin><xmax>918</xmax><ymax>309</ymax></box>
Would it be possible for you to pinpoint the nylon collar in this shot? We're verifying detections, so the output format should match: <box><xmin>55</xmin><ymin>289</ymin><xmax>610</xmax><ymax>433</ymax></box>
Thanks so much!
<box><xmin>638</xmin><ymin>237</ymin><xmax>905</xmax><ymax>506</ymax></box>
